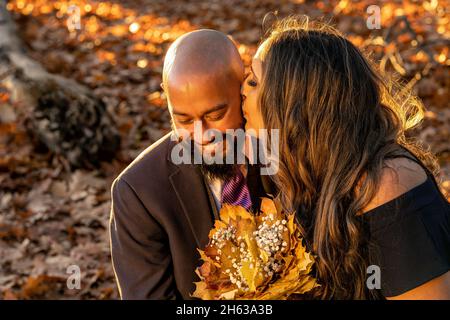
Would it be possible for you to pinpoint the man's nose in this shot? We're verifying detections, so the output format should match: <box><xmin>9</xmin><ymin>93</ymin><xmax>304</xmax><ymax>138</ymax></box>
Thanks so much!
<box><xmin>191</xmin><ymin>121</ymin><xmax>216</xmax><ymax>145</ymax></box>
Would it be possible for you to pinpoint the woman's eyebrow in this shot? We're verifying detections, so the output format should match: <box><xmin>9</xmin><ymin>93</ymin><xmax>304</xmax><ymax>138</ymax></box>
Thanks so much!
<box><xmin>250</xmin><ymin>65</ymin><xmax>258</xmax><ymax>81</ymax></box>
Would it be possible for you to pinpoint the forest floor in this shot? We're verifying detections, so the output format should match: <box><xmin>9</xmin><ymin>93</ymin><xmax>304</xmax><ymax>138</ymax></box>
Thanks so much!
<box><xmin>0</xmin><ymin>0</ymin><xmax>449</xmax><ymax>299</ymax></box>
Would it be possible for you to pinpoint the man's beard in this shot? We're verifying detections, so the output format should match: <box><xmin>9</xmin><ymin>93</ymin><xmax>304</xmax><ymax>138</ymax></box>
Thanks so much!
<box><xmin>192</xmin><ymin>139</ymin><xmax>241</xmax><ymax>181</ymax></box>
<box><xmin>171</xmin><ymin>123</ymin><xmax>246</xmax><ymax>180</ymax></box>
<box><xmin>199</xmin><ymin>162</ymin><xmax>239</xmax><ymax>181</ymax></box>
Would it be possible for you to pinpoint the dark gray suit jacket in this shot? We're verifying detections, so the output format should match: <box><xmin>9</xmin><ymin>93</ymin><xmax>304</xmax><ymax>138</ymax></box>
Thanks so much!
<box><xmin>109</xmin><ymin>132</ymin><xmax>274</xmax><ymax>299</ymax></box>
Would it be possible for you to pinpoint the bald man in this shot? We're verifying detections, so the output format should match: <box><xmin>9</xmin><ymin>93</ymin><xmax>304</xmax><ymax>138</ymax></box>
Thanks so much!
<box><xmin>109</xmin><ymin>30</ymin><xmax>274</xmax><ymax>300</ymax></box>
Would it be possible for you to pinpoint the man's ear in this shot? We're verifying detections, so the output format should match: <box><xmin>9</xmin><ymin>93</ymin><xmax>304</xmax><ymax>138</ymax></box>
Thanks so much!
<box><xmin>160</xmin><ymin>82</ymin><xmax>165</xmax><ymax>91</ymax></box>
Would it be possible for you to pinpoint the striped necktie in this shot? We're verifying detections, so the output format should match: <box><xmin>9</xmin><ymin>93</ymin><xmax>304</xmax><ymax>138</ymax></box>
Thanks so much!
<box><xmin>221</xmin><ymin>169</ymin><xmax>252</xmax><ymax>211</ymax></box>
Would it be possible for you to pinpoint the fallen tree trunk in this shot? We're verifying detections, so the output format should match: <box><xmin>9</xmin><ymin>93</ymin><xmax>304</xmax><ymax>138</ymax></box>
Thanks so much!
<box><xmin>0</xmin><ymin>1</ymin><xmax>120</xmax><ymax>168</ymax></box>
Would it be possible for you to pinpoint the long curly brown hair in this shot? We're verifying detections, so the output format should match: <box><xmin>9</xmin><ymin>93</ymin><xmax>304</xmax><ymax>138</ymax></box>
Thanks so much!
<box><xmin>258</xmin><ymin>16</ymin><xmax>440</xmax><ymax>299</ymax></box>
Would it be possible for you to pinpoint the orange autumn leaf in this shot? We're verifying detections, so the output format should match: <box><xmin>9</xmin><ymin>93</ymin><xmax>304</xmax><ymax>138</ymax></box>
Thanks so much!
<box><xmin>192</xmin><ymin>198</ymin><xmax>319</xmax><ymax>300</ymax></box>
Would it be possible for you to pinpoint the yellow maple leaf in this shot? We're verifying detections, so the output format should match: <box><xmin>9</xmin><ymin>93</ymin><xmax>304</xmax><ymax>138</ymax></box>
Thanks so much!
<box><xmin>191</xmin><ymin>198</ymin><xmax>319</xmax><ymax>300</ymax></box>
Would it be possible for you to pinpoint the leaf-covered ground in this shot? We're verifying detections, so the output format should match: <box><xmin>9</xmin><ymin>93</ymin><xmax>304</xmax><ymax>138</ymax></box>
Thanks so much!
<box><xmin>0</xmin><ymin>0</ymin><xmax>448</xmax><ymax>299</ymax></box>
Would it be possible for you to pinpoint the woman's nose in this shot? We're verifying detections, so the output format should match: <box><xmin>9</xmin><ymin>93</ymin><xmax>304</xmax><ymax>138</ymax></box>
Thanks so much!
<box><xmin>240</xmin><ymin>85</ymin><xmax>247</xmax><ymax>101</ymax></box>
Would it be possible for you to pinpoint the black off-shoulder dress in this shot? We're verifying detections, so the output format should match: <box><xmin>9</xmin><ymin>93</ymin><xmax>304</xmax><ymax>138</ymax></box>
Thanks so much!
<box><xmin>362</xmin><ymin>155</ymin><xmax>450</xmax><ymax>297</ymax></box>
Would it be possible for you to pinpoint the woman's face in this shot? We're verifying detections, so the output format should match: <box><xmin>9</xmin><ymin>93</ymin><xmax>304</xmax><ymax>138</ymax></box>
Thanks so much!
<box><xmin>241</xmin><ymin>42</ymin><xmax>267</xmax><ymax>135</ymax></box>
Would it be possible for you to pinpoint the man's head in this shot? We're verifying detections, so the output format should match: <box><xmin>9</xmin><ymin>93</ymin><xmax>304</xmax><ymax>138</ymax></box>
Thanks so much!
<box><xmin>162</xmin><ymin>29</ymin><xmax>245</xmax><ymax>179</ymax></box>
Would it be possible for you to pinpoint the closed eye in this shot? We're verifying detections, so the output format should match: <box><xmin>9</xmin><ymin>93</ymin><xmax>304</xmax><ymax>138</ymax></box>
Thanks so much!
<box><xmin>245</xmin><ymin>71</ymin><xmax>257</xmax><ymax>87</ymax></box>
<box><xmin>177</xmin><ymin>118</ymin><xmax>193</xmax><ymax>125</ymax></box>
<box><xmin>203</xmin><ymin>104</ymin><xmax>228</xmax><ymax>122</ymax></box>
<box><xmin>206</xmin><ymin>112</ymin><xmax>226</xmax><ymax>121</ymax></box>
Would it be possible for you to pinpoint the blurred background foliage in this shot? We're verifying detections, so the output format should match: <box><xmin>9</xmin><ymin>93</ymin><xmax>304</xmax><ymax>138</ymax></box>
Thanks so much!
<box><xmin>0</xmin><ymin>0</ymin><xmax>448</xmax><ymax>299</ymax></box>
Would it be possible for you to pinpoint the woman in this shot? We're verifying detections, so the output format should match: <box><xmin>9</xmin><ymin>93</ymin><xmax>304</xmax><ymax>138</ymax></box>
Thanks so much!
<box><xmin>241</xmin><ymin>16</ymin><xmax>450</xmax><ymax>299</ymax></box>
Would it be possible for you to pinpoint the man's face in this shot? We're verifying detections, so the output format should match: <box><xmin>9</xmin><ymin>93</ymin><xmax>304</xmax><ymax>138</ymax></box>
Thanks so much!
<box><xmin>167</xmin><ymin>72</ymin><xmax>244</xmax><ymax>161</ymax></box>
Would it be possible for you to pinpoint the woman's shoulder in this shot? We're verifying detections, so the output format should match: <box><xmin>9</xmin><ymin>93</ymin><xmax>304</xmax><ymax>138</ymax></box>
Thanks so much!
<box><xmin>361</xmin><ymin>157</ymin><xmax>429</xmax><ymax>214</ymax></box>
<box><xmin>361</xmin><ymin>158</ymin><xmax>450</xmax><ymax>297</ymax></box>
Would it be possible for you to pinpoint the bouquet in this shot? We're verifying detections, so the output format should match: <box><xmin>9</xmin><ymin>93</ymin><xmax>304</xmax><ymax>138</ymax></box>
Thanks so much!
<box><xmin>191</xmin><ymin>198</ymin><xmax>319</xmax><ymax>300</ymax></box>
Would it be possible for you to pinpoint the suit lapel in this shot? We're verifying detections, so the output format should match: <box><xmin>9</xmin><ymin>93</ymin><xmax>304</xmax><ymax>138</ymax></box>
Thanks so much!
<box><xmin>169</xmin><ymin>161</ymin><xmax>215</xmax><ymax>249</ymax></box>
